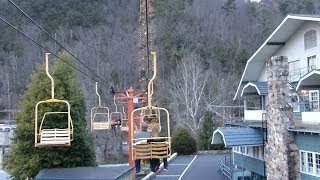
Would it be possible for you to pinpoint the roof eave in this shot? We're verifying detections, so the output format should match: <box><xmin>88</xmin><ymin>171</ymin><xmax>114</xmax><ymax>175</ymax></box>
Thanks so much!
<box><xmin>234</xmin><ymin>15</ymin><xmax>320</xmax><ymax>100</ymax></box>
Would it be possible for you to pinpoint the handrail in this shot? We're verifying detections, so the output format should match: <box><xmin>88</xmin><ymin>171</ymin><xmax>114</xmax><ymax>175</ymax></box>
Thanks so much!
<box><xmin>219</xmin><ymin>159</ymin><xmax>231</xmax><ymax>179</ymax></box>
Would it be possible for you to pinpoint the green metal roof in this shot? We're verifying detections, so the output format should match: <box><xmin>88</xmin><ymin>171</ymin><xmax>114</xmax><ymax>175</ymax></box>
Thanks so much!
<box><xmin>211</xmin><ymin>127</ymin><xmax>263</xmax><ymax>147</ymax></box>
<box><xmin>35</xmin><ymin>166</ymin><xmax>134</xmax><ymax>180</ymax></box>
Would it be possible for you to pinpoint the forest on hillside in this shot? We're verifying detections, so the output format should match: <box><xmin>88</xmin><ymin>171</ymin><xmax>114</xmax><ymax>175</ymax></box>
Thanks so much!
<box><xmin>1</xmin><ymin>0</ymin><xmax>320</xmax><ymax>162</ymax></box>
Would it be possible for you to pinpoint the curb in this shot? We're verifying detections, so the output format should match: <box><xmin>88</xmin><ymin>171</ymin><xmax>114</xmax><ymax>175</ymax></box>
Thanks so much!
<box><xmin>141</xmin><ymin>152</ymin><xmax>178</xmax><ymax>180</ymax></box>
<box><xmin>196</xmin><ymin>150</ymin><xmax>231</xmax><ymax>155</ymax></box>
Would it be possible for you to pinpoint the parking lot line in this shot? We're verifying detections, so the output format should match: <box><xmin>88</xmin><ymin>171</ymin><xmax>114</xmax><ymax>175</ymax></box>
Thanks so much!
<box><xmin>178</xmin><ymin>155</ymin><xmax>197</xmax><ymax>180</ymax></box>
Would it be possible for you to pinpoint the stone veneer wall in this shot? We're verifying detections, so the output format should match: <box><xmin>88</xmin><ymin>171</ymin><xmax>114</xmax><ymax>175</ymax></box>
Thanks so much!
<box><xmin>265</xmin><ymin>56</ymin><xmax>300</xmax><ymax>179</ymax></box>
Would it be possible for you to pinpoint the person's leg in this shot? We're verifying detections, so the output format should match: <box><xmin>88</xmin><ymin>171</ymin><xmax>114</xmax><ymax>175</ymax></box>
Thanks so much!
<box><xmin>155</xmin><ymin>159</ymin><xmax>161</xmax><ymax>172</ymax></box>
<box><xmin>135</xmin><ymin>159</ymin><xmax>141</xmax><ymax>173</ymax></box>
<box><xmin>150</xmin><ymin>159</ymin><xmax>156</xmax><ymax>172</ymax></box>
<box><xmin>163</xmin><ymin>158</ymin><xmax>168</xmax><ymax>169</ymax></box>
<box><xmin>156</xmin><ymin>159</ymin><xmax>160</xmax><ymax>168</ymax></box>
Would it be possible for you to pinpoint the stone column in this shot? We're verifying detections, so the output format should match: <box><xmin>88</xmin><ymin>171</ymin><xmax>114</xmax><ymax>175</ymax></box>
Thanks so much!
<box><xmin>265</xmin><ymin>56</ymin><xmax>300</xmax><ymax>179</ymax></box>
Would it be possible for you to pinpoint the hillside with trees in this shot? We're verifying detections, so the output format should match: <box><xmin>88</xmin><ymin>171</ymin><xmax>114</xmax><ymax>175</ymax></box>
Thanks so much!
<box><xmin>1</xmin><ymin>0</ymin><xmax>320</xmax><ymax>163</ymax></box>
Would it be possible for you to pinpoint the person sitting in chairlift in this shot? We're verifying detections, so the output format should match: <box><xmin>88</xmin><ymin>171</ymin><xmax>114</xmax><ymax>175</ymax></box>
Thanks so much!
<box><xmin>111</xmin><ymin>118</ymin><xmax>121</xmax><ymax>132</ymax></box>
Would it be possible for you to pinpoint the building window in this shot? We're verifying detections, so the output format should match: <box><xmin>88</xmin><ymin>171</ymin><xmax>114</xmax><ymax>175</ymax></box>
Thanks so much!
<box><xmin>241</xmin><ymin>147</ymin><xmax>245</xmax><ymax>154</ymax></box>
<box><xmin>289</xmin><ymin>60</ymin><xmax>300</xmax><ymax>72</ymax></box>
<box><xmin>307</xmin><ymin>55</ymin><xmax>317</xmax><ymax>71</ymax></box>
<box><xmin>309</xmin><ymin>90</ymin><xmax>319</xmax><ymax>111</ymax></box>
<box><xmin>308</xmin><ymin>152</ymin><xmax>314</xmax><ymax>173</ymax></box>
<box><xmin>289</xmin><ymin>60</ymin><xmax>300</xmax><ymax>81</ymax></box>
<box><xmin>233</xmin><ymin>145</ymin><xmax>264</xmax><ymax>160</ymax></box>
<box><xmin>301</xmin><ymin>151</ymin><xmax>306</xmax><ymax>172</ymax></box>
<box><xmin>253</xmin><ymin>146</ymin><xmax>259</xmax><ymax>158</ymax></box>
<box><xmin>305</xmin><ymin>30</ymin><xmax>317</xmax><ymax>50</ymax></box>
<box><xmin>300</xmin><ymin>150</ymin><xmax>320</xmax><ymax>177</ymax></box>
<box><xmin>291</xmin><ymin>94</ymin><xmax>300</xmax><ymax>112</ymax></box>
<box><xmin>316</xmin><ymin>154</ymin><xmax>320</xmax><ymax>175</ymax></box>
<box><xmin>246</xmin><ymin>146</ymin><xmax>251</xmax><ymax>156</ymax></box>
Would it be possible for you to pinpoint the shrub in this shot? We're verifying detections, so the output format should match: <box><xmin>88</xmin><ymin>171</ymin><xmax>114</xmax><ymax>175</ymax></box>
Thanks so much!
<box><xmin>171</xmin><ymin>128</ymin><xmax>197</xmax><ymax>155</ymax></box>
<box><xmin>210</xmin><ymin>144</ymin><xmax>225</xmax><ymax>150</ymax></box>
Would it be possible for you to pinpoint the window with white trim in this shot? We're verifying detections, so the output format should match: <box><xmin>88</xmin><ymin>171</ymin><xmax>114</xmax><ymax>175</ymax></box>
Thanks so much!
<box><xmin>289</xmin><ymin>60</ymin><xmax>300</xmax><ymax>82</ymax></box>
<box><xmin>316</xmin><ymin>154</ymin><xmax>320</xmax><ymax>175</ymax></box>
<box><xmin>309</xmin><ymin>90</ymin><xmax>319</xmax><ymax>111</ymax></box>
<box><xmin>253</xmin><ymin>146</ymin><xmax>259</xmax><ymax>158</ymax></box>
<box><xmin>300</xmin><ymin>150</ymin><xmax>320</xmax><ymax>177</ymax></box>
<box><xmin>308</xmin><ymin>55</ymin><xmax>317</xmax><ymax>71</ymax></box>
<box><xmin>241</xmin><ymin>146</ymin><xmax>245</xmax><ymax>154</ymax></box>
<box><xmin>291</xmin><ymin>94</ymin><xmax>300</xmax><ymax>112</ymax></box>
<box><xmin>301</xmin><ymin>151</ymin><xmax>306</xmax><ymax>172</ymax></box>
<box><xmin>308</xmin><ymin>152</ymin><xmax>314</xmax><ymax>173</ymax></box>
<box><xmin>246</xmin><ymin>146</ymin><xmax>251</xmax><ymax>156</ymax></box>
<box><xmin>233</xmin><ymin>145</ymin><xmax>264</xmax><ymax>160</ymax></box>
<box><xmin>305</xmin><ymin>30</ymin><xmax>317</xmax><ymax>50</ymax></box>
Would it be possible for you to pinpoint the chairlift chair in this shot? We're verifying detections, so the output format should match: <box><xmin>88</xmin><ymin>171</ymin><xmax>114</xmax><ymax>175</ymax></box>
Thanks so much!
<box><xmin>132</xmin><ymin>106</ymin><xmax>170</xmax><ymax>160</ymax></box>
<box><xmin>131</xmin><ymin>52</ymin><xmax>171</xmax><ymax>160</ymax></box>
<box><xmin>91</xmin><ymin>82</ymin><xmax>110</xmax><ymax>131</ymax></box>
<box><xmin>110</xmin><ymin>95</ymin><xmax>123</xmax><ymax>129</ymax></box>
<box><xmin>35</xmin><ymin>53</ymin><xmax>73</xmax><ymax>147</ymax></box>
<box><xmin>121</xmin><ymin>106</ymin><xmax>129</xmax><ymax>132</ymax></box>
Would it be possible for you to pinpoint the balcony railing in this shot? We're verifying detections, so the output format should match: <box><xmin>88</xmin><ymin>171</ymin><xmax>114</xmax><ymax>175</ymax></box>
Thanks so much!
<box><xmin>219</xmin><ymin>155</ymin><xmax>232</xmax><ymax>180</ymax></box>
<box><xmin>289</xmin><ymin>65</ymin><xmax>316</xmax><ymax>82</ymax></box>
<box><xmin>298</xmin><ymin>101</ymin><xmax>319</xmax><ymax>112</ymax></box>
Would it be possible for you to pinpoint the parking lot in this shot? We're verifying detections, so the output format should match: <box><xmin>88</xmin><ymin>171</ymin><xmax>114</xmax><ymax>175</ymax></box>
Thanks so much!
<box><xmin>153</xmin><ymin>154</ymin><xmax>229</xmax><ymax>180</ymax></box>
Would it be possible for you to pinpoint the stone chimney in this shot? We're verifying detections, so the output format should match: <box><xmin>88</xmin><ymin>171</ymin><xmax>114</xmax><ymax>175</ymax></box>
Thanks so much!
<box><xmin>265</xmin><ymin>56</ymin><xmax>300</xmax><ymax>179</ymax></box>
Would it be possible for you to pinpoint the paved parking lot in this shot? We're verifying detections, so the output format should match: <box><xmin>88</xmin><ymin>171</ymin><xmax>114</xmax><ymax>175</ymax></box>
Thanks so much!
<box><xmin>154</xmin><ymin>154</ymin><xmax>229</xmax><ymax>180</ymax></box>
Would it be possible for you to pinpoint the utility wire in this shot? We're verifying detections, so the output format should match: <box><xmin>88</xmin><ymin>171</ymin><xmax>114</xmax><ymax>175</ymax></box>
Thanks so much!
<box><xmin>0</xmin><ymin>16</ymin><xmax>107</xmax><ymax>86</ymax></box>
<box><xmin>7</xmin><ymin>0</ymin><xmax>108</xmax><ymax>85</ymax></box>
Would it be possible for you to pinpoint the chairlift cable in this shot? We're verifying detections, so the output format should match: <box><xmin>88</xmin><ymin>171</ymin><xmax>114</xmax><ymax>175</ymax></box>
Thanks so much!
<box><xmin>0</xmin><ymin>16</ymin><xmax>109</xmax><ymax>87</ymax></box>
<box><xmin>7</xmin><ymin>0</ymin><xmax>109</xmax><ymax>86</ymax></box>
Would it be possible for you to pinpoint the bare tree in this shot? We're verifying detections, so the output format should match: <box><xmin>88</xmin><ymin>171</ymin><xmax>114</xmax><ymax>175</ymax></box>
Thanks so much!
<box><xmin>169</xmin><ymin>52</ymin><xmax>207</xmax><ymax>135</ymax></box>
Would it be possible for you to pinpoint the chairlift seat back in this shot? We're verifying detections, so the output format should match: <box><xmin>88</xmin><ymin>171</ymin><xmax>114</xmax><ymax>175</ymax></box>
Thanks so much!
<box><xmin>35</xmin><ymin>99</ymin><xmax>73</xmax><ymax>147</ymax></box>
<box><xmin>91</xmin><ymin>106</ymin><xmax>110</xmax><ymax>131</ymax></box>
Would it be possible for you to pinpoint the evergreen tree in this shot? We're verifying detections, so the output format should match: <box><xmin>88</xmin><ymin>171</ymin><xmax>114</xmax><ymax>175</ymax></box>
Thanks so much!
<box><xmin>198</xmin><ymin>111</ymin><xmax>214</xmax><ymax>150</ymax></box>
<box><xmin>4</xmin><ymin>52</ymin><xmax>96</xmax><ymax>179</ymax></box>
<box><xmin>223</xmin><ymin>0</ymin><xmax>236</xmax><ymax>15</ymax></box>
<box><xmin>235</xmin><ymin>47</ymin><xmax>249</xmax><ymax>69</ymax></box>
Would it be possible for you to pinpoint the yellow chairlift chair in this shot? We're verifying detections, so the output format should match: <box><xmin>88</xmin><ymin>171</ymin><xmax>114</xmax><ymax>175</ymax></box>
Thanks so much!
<box><xmin>121</xmin><ymin>106</ymin><xmax>129</xmax><ymax>132</ymax></box>
<box><xmin>131</xmin><ymin>52</ymin><xmax>171</xmax><ymax>160</ymax></box>
<box><xmin>35</xmin><ymin>53</ymin><xmax>73</xmax><ymax>147</ymax></box>
<box><xmin>91</xmin><ymin>82</ymin><xmax>110</xmax><ymax>131</ymax></box>
<box><xmin>110</xmin><ymin>95</ymin><xmax>123</xmax><ymax>129</ymax></box>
